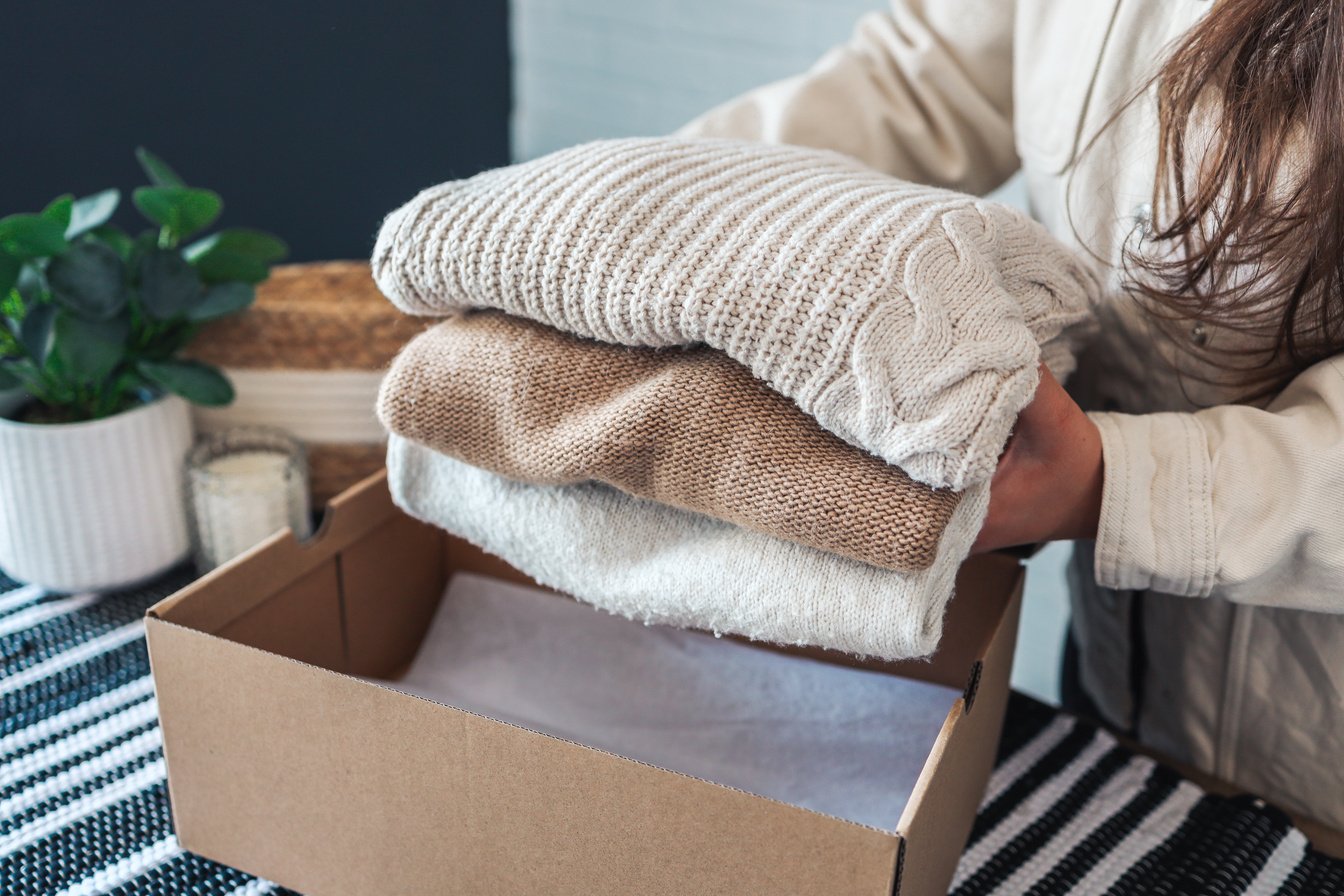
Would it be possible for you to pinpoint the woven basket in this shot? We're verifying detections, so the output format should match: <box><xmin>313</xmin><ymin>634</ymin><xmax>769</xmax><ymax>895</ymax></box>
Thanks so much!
<box><xmin>188</xmin><ymin>261</ymin><xmax>424</xmax><ymax>505</ymax></box>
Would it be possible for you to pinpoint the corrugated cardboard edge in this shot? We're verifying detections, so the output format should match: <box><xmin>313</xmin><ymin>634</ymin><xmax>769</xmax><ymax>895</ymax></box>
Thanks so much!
<box><xmin>893</xmin><ymin>559</ymin><xmax>1024</xmax><ymax>895</ymax></box>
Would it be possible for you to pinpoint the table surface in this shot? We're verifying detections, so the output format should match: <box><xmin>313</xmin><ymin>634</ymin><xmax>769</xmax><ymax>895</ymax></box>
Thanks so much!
<box><xmin>3</xmin><ymin>569</ymin><xmax>1342</xmax><ymax>896</ymax></box>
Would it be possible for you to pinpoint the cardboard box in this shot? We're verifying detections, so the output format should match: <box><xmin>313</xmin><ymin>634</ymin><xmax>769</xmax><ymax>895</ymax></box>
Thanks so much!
<box><xmin>147</xmin><ymin>471</ymin><xmax>1024</xmax><ymax>895</ymax></box>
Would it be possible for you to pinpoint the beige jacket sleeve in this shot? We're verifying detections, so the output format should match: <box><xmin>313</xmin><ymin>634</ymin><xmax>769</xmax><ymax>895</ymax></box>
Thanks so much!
<box><xmin>1089</xmin><ymin>355</ymin><xmax>1344</xmax><ymax>613</ymax></box>
<box><xmin>674</xmin><ymin>0</ymin><xmax>1020</xmax><ymax>196</ymax></box>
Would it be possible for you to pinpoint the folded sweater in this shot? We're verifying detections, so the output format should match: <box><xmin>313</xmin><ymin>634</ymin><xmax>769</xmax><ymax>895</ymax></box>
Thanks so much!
<box><xmin>377</xmin><ymin>311</ymin><xmax>959</xmax><ymax>572</ymax></box>
<box><xmin>387</xmin><ymin>434</ymin><xmax>990</xmax><ymax>660</ymax></box>
<box><xmin>373</xmin><ymin>137</ymin><xmax>1099</xmax><ymax>490</ymax></box>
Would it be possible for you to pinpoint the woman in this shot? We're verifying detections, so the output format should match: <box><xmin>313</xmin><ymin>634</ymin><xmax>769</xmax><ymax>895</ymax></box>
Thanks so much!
<box><xmin>678</xmin><ymin>0</ymin><xmax>1344</xmax><ymax>829</ymax></box>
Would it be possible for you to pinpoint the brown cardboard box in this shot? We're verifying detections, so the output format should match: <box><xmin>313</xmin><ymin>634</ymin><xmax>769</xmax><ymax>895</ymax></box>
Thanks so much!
<box><xmin>146</xmin><ymin>471</ymin><xmax>1024</xmax><ymax>895</ymax></box>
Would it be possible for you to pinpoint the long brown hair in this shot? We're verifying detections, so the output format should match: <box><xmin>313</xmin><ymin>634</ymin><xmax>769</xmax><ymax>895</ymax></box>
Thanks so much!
<box><xmin>1101</xmin><ymin>0</ymin><xmax>1344</xmax><ymax>400</ymax></box>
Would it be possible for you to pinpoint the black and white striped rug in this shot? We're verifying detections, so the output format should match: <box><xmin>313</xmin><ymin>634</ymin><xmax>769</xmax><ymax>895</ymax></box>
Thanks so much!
<box><xmin>3</xmin><ymin>572</ymin><xmax>1342</xmax><ymax>895</ymax></box>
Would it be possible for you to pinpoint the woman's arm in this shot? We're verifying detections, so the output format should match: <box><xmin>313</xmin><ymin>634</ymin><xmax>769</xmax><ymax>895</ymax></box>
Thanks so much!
<box><xmin>1090</xmin><ymin>355</ymin><xmax>1344</xmax><ymax>612</ymax></box>
<box><xmin>981</xmin><ymin>354</ymin><xmax>1344</xmax><ymax>615</ymax></box>
<box><xmin>675</xmin><ymin>0</ymin><xmax>1019</xmax><ymax>195</ymax></box>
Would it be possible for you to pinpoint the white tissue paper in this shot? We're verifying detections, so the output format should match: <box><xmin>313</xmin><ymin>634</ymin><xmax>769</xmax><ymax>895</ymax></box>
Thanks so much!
<box><xmin>370</xmin><ymin>572</ymin><xmax>961</xmax><ymax>831</ymax></box>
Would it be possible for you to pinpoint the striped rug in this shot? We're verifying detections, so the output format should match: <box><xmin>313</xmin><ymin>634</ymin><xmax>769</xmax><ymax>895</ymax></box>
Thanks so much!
<box><xmin>2</xmin><ymin>573</ymin><xmax>1342</xmax><ymax>895</ymax></box>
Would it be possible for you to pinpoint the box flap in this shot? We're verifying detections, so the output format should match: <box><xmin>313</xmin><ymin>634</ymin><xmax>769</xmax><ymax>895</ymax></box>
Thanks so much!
<box><xmin>147</xmin><ymin>469</ymin><xmax>400</xmax><ymax>632</ymax></box>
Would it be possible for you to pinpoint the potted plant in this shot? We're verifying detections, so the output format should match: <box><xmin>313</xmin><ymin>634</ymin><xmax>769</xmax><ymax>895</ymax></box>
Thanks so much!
<box><xmin>0</xmin><ymin>149</ymin><xmax>287</xmax><ymax>591</ymax></box>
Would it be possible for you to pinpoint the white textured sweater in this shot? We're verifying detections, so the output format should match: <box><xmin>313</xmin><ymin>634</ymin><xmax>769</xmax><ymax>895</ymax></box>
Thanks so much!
<box><xmin>387</xmin><ymin>434</ymin><xmax>990</xmax><ymax>660</ymax></box>
<box><xmin>373</xmin><ymin>137</ymin><xmax>1099</xmax><ymax>489</ymax></box>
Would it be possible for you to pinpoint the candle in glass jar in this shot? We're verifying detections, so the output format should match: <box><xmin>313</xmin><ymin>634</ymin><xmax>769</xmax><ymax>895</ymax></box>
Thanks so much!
<box><xmin>186</xmin><ymin>429</ymin><xmax>311</xmax><ymax>573</ymax></box>
<box><xmin>202</xmin><ymin>450</ymin><xmax>291</xmax><ymax>478</ymax></box>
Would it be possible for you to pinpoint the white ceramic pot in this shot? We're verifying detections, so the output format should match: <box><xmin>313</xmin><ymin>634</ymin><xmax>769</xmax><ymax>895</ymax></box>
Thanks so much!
<box><xmin>0</xmin><ymin>394</ymin><xmax>194</xmax><ymax>592</ymax></box>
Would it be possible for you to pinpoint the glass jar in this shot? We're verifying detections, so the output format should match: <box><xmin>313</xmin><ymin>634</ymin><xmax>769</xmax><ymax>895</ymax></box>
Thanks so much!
<box><xmin>185</xmin><ymin>426</ymin><xmax>312</xmax><ymax>573</ymax></box>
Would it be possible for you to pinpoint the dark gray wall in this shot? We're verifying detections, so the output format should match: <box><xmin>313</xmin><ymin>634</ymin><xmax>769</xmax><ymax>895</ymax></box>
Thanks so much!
<box><xmin>3</xmin><ymin>1</ymin><xmax>510</xmax><ymax>261</ymax></box>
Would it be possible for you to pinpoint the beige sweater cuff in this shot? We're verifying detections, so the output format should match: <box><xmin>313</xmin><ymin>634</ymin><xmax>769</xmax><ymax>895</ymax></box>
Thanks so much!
<box><xmin>1087</xmin><ymin>410</ymin><xmax>1218</xmax><ymax>598</ymax></box>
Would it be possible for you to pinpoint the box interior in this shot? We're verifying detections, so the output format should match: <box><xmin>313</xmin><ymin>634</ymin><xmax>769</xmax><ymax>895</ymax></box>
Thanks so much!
<box><xmin>359</xmin><ymin>569</ymin><xmax>960</xmax><ymax>830</ymax></box>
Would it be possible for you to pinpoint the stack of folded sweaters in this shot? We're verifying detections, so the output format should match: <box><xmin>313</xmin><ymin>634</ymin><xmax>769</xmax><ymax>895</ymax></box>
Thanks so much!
<box><xmin>371</xmin><ymin>137</ymin><xmax>1100</xmax><ymax>660</ymax></box>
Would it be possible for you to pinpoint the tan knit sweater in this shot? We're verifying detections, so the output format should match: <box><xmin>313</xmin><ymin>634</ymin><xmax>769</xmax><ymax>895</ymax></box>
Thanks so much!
<box><xmin>377</xmin><ymin>312</ymin><xmax>960</xmax><ymax>571</ymax></box>
<box><xmin>373</xmin><ymin>137</ymin><xmax>1100</xmax><ymax>490</ymax></box>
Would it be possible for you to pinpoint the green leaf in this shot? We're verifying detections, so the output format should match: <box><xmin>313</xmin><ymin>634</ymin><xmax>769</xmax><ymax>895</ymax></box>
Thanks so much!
<box><xmin>1</xmin><ymin>290</ymin><xmax>21</xmax><ymax>321</ymax></box>
<box><xmin>20</xmin><ymin>303</ymin><xmax>57</xmax><ymax>365</ymax></box>
<box><xmin>91</xmin><ymin>225</ymin><xmax>134</xmax><ymax>261</ymax></box>
<box><xmin>185</xmin><ymin>228</ymin><xmax>288</xmax><ymax>263</ymax></box>
<box><xmin>155</xmin><ymin>321</ymin><xmax>201</xmax><ymax>356</ymax></box>
<box><xmin>132</xmin><ymin>187</ymin><xmax>222</xmax><ymax>241</ymax></box>
<box><xmin>0</xmin><ymin>251</ymin><xmax>18</xmax><ymax>298</ymax></box>
<box><xmin>52</xmin><ymin>311</ymin><xmax>129</xmax><ymax>384</ymax></box>
<box><xmin>0</xmin><ymin>358</ymin><xmax>46</xmax><ymax>399</ymax></box>
<box><xmin>190</xmin><ymin>248</ymin><xmax>270</xmax><ymax>284</ymax></box>
<box><xmin>127</xmin><ymin>229</ymin><xmax>159</xmax><ymax>270</ymax></box>
<box><xmin>0</xmin><ymin>214</ymin><xmax>69</xmax><ymax>258</ymax></box>
<box><xmin>68</xmin><ymin>190</ymin><xmax>121</xmax><ymax>238</ymax></box>
<box><xmin>138</xmin><ymin>249</ymin><xmax>201</xmax><ymax>319</ymax></box>
<box><xmin>42</xmin><ymin>195</ymin><xmax>74</xmax><ymax>232</ymax></box>
<box><xmin>135</xmin><ymin>147</ymin><xmax>186</xmax><ymax>188</ymax></box>
<box><xmin>185</xmin><ymin>228</ymin><xmax>286</xmax><ymax>285</ymax></box>
<box><xmin>187</xmin><ymin>282</ymin><xmax>255</xmax><ymax>320</ymax></box>
<box><xmin>47</xmin><ymin>242</ymin><xmax>127</xmax><ymax>319</ymax></box>
<box><xmin>138</xmin><ymin>359</ymin><xmax>233</xmax><ymax>406</ymax></box>
<box><xmin>0</xmin><ymin>321</ymin><xmax>19</xmax><ymax>358</ymax></box>
<box><xmin>16</xmin><ymin>264</ymin><xmax>48</xmax><ymax>305</ymax></box>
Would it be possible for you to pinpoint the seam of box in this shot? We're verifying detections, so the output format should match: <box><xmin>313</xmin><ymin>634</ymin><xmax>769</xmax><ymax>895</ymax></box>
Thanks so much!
<box><xmin>890</xmin><ymin>835</ymin><xmax>906</xmax><ymax>895</ymax></box>
<box><xmin>962</xmin><ymin>660</ymin><xmax>983</xmax><ymax>715</ymax></box>
<box><xmin>334</xmin><ymin>551</ymin><xmax>351</xmax><ymax>675</ymax></box>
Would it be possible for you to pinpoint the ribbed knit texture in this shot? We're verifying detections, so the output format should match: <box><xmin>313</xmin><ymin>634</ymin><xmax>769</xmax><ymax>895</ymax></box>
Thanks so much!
<box><xmin>378</xmin><ymin>311</ymin><xmax>959</xmax><ymax>572</ymax></box>
<box><xmin>373</xmin><ymin>137</ymin><xmax>1099</xmax><ymax>490</ymax></box>
<box><xmin>388</xmin><ymin>434</ymin><xmax>991</xmax><ymax>659</ymax></box>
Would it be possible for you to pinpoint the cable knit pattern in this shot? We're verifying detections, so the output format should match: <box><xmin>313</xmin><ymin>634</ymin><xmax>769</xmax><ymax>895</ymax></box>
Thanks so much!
<box><xmin>388</xmin><ymin>434</ymin><xmax>991</xmax><ymax>660</ymax></box>
<box><xmin>373</xmin><ymin>137</ymin><xmax>1100</xmax><ymax>489</ymax></box>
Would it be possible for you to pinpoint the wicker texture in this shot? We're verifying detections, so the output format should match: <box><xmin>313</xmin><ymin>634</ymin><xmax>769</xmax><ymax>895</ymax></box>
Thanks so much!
<box><xmin>379</xmin><ymin>312</ymin><xmax>959</xmax><ymax>571</ymax></box>
<box><xmin>373</xmin><ymin>137</ymin><xmax>1099</xmax><ymax>490</ymax></box>
<box><xmin>189</xmin><ymin>262</ymin><xmax>426</xmax><ymax>371</ymax></box>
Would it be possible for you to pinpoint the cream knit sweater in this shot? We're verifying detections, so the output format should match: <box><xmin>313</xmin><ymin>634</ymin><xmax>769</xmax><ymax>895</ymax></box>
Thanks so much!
<box><xmin>387</xmin><ymin>434</ymin><xmax>990</xmax><ymax>660</ymax></box>
<box><xmin>373</xmin><ymin>137</ymin><xmax>1099</xmax><ymax>489</ymax></box>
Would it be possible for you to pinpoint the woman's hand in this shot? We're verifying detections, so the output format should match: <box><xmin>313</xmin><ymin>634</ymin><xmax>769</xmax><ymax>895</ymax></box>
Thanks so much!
<box><xmin>972</xmin><ymin>364</ymin><xmax>1105</xmax><ymax>554</ymax></box>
